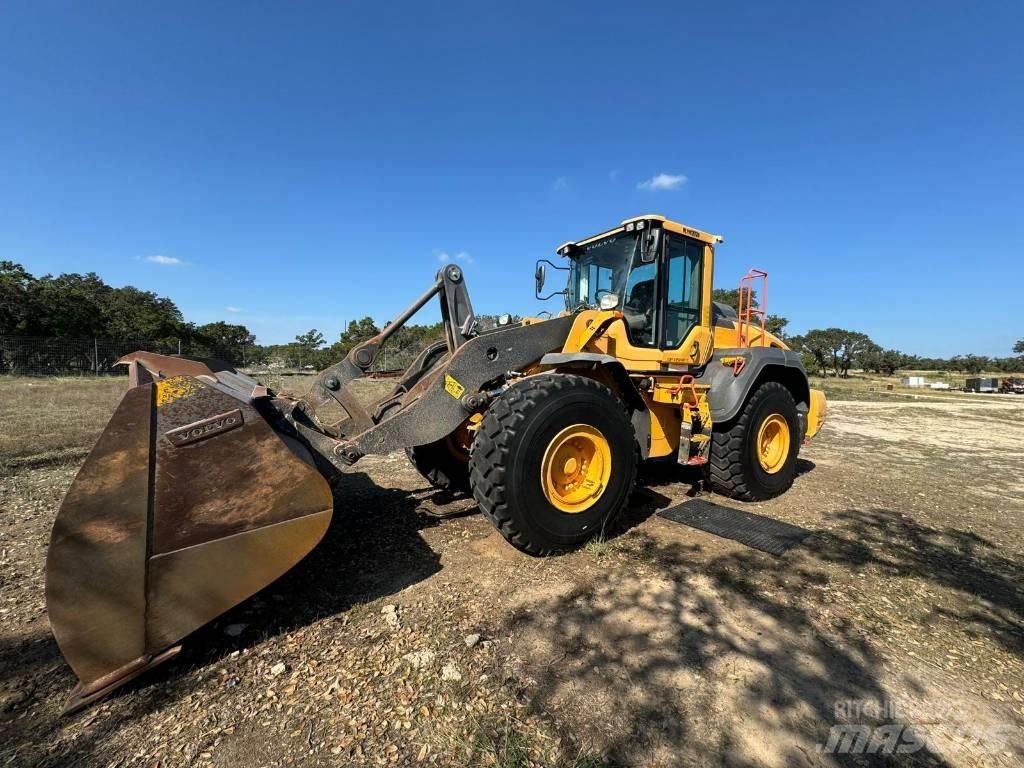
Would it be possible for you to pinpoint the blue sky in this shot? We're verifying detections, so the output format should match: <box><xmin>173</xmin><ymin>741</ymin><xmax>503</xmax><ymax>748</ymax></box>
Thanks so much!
<box><xmin>2</xmin><ymin>1</ymin><xmax>1022</xmax><ymax>356</ymax></box>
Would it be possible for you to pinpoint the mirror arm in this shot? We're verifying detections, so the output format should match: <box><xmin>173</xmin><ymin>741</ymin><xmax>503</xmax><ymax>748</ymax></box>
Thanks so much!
<box><xmin>537</xmin><ymin>289</ymin><xmax>568</xmax><ymax>301</ymax></box>
<box><xmin>534</xmin><ymin>258</ymin><xmax>569</xmax><ymax>301</ymax></box>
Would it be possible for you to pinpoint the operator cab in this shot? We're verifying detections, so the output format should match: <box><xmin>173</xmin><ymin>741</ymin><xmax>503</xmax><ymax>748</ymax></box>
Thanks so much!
<box><xmin>542</xmin><ymin>215</ymin><xmax>721</xmax><ymax>353</ymax></box>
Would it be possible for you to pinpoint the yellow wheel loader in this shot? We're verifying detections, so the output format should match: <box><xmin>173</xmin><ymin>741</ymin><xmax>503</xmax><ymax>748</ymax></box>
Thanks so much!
<box><xmin>46</xmin><ymin>214</ymin><xmax>826</xmax><ymax>711</ymax></box>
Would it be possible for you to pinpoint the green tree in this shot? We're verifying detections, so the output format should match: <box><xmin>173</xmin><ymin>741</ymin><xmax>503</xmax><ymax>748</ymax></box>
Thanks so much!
<box><xmin>949</xmin><ymin>354</ymin><xmax>989</xmax><ymax>375</ymax></box>
<box><xmin>790</xmin><ymin>328</ymin><xmax>874</xmax><ymax>377</ymax></box>
<box><xmin>198</xmin><ymin>321</ymin><xmax>255</xmax><ymax>348</ymax></box>
<box><xmin>838</xmin><ymin>331</ymin><xmax>872</xmax><ymax>377</ymax></box>
<box><xmin>860</xmin><ymin>344</ymin><xmax>904</xmax><ymax>376</ymax></box>
<box><xmin>476</xmin><ymin>313</ymin><xmax>523</xmax><ymax>331</ymax></box>
<box><xmin>711</xmin><ymin>288</ymin><xmax>786</xmax><ymax>338</ymax></box>
<box><xmin>295</xmin><ymin>328</ymin><xmax>326</xmax><ymax>350</ymax></box>
<box><xmin>879</xmin><ymin>349</ymin><xmax>904</xmax><ymax>376</ymax></box>
<box><xmin>857</xmin><ymin>341</ymin><xmax>884</xmax><ymax>373</ymax></box>
<box><xmin>764</xmin><ymin>314</ymin><xmax>788</xmax><ymax>338</ymax></box>
<box><xmin>27</xmin><ymin>272</ymin><xmax>111</xmax><ymax>336</ymax></box>
<box><xmin>338</xmin><ymin>317</ymin><xmax>379</xmax><ymax>348</ymax></box>
<box><xmin>288</xmin><ymin>328</ymin><xmax>326</xmax><ymax>369</ymax></box>
<box><xmin>325</xmin><ymin>317</ymin><xmax>382</xmax><ymax>362</ymax></box>
<box><xmin>711</xmin><ymin>288</ymin><xmax>749</xmax><ymax>309</ymax></box>
<box><xmin>102</xmin><ymin>286</ymin><xmax>183</xmax><ymax>339</ymax></box>
<box><xmin>789</xmin><ymin>329</ymin><xmax>838</xmax><ymax>376</ymax></box>
<box><xmin>0</xmin><ymin>261</ymin><xmax>36</xmax><ymax>334</ymax></box>
<box><xmin>797</xmin><ymin>351</ymin><xmax>819</xmax><ymax>374</ymax></box>
<box><xmin>195</xmin><ymin>321</ymin><xmax>256</xmax><ymax>363</ymax></box>
<box><xmin>1014</xmin><ymin>338</ymin><xmax>1024</xmax><ymax>354</ymax></box>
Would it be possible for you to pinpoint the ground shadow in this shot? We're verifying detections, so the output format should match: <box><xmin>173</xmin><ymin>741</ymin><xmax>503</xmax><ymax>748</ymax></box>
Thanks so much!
<box><xmin>5</xmin><ymin>479</ymin><xmax>1021</xmax><ymax>766</ymax></box>
<box><xmin>0</xmin><ymin>467</ymin><xmax>444</xmax><ymax>767</ymax></box>
<box><xmin>500</xmin><ymin>507</ymin><xmax>1024</xmax><ymax>766</ymax></box>
<box><xmin>796</xmin><ymin>457</ymin><xmax>816</xmax><ymax>477</ymax></box>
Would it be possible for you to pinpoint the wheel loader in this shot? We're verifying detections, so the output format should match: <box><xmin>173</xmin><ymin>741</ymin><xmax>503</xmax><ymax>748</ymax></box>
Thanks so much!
<box><xmin>46</xmin><ymin>214</ymin><xmax>827</xmax><ymax>712</ymax></box>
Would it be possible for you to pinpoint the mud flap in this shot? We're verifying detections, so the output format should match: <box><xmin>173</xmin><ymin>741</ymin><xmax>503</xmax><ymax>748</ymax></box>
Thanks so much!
<box><xmin>46</xmin><ymin>374</ymin><xmax>334</xmax><ymax>713</ymax></box>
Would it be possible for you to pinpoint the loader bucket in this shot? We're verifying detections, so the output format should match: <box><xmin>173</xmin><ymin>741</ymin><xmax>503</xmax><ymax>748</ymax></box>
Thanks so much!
<box><xmin>46</xmin><ymin>364</ymin><xmax>334</xmax><ymax>713</ymax></box>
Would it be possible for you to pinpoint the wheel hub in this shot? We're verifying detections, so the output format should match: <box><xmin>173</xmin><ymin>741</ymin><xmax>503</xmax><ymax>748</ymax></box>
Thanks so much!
<box><xmin>540</xmin><ymin>424</ymin><xmax>611</xmax><ymax>514</ymax></box>
<box><xmin>756</xmin><ymin>413</ymin><xmax>790</xmax><ymax>474</ymax></box>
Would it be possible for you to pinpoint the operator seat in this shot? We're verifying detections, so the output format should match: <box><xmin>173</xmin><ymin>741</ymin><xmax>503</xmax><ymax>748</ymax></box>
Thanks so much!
<box><xmin>623</xmin><ymin>279</ymin><xmax>655</xmax><ymax>345</ymax></box>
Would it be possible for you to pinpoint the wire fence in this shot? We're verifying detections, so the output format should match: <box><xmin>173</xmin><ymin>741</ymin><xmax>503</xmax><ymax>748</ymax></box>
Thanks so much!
<box><xmin>371</xmin><ymin>334</ymin><xmax>443</xmax><ymax>374</ymax></box>
<box><xmin>0</xmin><ymin>334</ymin><xmax>443</xmax><ymax>377</ymax></box>
<box><xmin>0</xmin><ymin>336</ymin><xmax>183</xmax><ymax>376</ymax></box>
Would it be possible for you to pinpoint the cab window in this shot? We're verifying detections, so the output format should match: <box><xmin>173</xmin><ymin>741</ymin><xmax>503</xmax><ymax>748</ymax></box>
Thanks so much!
<box><xmin>622</xmin><ymin>260</ymin><xmax>657</xmax><ymax>347</ymax></box>
<box><xmin>664</xmin><ymin>235</ymin><xmax>703</xmax><ymax>348</ymax></box>
<box><xmin>576</xmin><ymin>263</ymin><xmax>615</xmax><ymax>306</ymax></box>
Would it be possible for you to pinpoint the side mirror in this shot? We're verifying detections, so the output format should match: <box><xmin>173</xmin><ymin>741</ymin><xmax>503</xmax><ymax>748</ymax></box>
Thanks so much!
<box><xmin>641</xmin><ymin>228</ymin><xmax>662</xmax><ymax>263</ymax></box>
<box><xmin>535</xmin><ymin>258</ymin><xmax>569</xmax><ymax>300</ymax></box>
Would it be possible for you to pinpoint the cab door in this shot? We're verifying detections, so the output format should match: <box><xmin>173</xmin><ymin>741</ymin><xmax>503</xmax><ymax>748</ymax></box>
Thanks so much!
<box><xmin>659</xmin><ymin>233</ymin><xmax>713</xmax><ymax>366</ymax></box>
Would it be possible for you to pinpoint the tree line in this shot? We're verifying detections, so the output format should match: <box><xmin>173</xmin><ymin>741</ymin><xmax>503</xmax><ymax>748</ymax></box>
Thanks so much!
<box><xmin>2</xmin><ymin>261</ymin><xmax>1021</xmax><ymax>374</ymax></box>
<box><xmin>1</xmin><ymin>260</ymin><xmax>256</xmax><ymax>362</ymax></box>
<box><xmin>0</xmin><ymin>261</ymin><xmax>511</xmax><ymax>370</ymax></box>
<box><xmin>268</xmin><ymin>313</ymin><xmax>523</xmax><ymax>370</ymax></box>
<box><xmin>710</xmin><ymin>288</ymin><xmax>1023</xmax><ymax>376</ymax></box>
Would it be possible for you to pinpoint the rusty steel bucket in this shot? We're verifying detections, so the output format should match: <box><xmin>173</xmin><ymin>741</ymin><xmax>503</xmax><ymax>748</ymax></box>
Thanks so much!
<box><xmin>45</xmin><ymin>354</ymin><xmax>334</xmax><ymax>713</ymax></box>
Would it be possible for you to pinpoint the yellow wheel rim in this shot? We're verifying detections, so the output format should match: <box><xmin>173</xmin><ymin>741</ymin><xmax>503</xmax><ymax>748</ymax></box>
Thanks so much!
<box><xmin>443</xmin><ymin>421</ymin><xmax>473</xmax><ymax>463</ymax></box>
<box><xmin>756</xmin><ymin>413</ymin><xmax>790</xmax><ymax>474</ymax></box>
<box><xmin>540</xmin><ymin>424</ymin><xmax>612</xmax><ymax>514</ymax></box>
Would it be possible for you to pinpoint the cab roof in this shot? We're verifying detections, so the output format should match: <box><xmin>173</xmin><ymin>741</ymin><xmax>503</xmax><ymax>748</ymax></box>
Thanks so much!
<box><xmin>556</xmin><ymin>215</ymin><xmax>723</xmax><ymax>255</ymax></box>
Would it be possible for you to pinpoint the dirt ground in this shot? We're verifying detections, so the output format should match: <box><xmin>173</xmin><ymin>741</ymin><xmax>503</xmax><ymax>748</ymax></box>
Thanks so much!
<box><xmin>1</xmin><ymin>379</ymin><xmax>1023</xmax><ymax>767</ymax></box>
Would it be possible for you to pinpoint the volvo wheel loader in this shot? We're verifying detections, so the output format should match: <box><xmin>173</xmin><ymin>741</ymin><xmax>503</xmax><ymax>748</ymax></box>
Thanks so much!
<box><xmin>46</xmin><ymin>214</ymin><xmax>827</xmax><ymax>712</ymax></box>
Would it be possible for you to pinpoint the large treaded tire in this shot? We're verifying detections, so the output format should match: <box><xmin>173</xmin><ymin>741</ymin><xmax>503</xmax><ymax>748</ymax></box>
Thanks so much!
<box><xmin>468</xmin><ymin>374</ymin><xmax>637</xmax><ymax>556</ymax></box>
<box><xmin>406</xmin><ymin>440</ymin><xmax>470</xmax><ymax>494</ymax></box>
<box><xmin>708</xmin><ymin>380</ymin><xmax>800</xmax><ymax>501</ymax></box>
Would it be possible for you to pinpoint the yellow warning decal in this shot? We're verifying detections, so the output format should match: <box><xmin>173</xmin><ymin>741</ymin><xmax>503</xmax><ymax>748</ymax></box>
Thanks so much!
<box><xmin>155</xmin><ymin>376</ymin><xmax>203</xmax><ymax>407</ymax></box>
<box><xmin>444</xmin><ymin>374</ymin><xmax>465</xmax><ymax>400</ymax></box>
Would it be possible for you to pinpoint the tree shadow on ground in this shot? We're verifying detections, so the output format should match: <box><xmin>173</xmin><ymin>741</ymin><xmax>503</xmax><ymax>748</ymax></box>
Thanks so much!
<box><xmin>814</xmin><ymin>509</ymin><xmax>1024</xmax><ymax>660</ymax></box>
<box><xmin>0</xmin><ymin>468</ymin><xmax>444</xmax><ymax>767</ymax></box>
<box><xmin>501</xmin><ymin>507</ymin><xmax>1024</xmax><ymax>767</ymax></box>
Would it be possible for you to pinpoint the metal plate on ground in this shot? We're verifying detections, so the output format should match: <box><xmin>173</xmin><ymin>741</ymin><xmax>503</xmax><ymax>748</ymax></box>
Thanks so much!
<box><xmin>657</xmin><ymin>499</ymin><xmax>811</xmax><ymax>556</ymax></box>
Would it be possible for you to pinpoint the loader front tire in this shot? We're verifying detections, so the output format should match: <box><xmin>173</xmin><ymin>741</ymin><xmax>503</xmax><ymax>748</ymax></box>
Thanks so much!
<box><xmin>708</xmin><ymin>380</ymin><xmax>800</xmax><ymax>501</ymax></box>
<box><xmin>469</xmin><ymin>375</ymin><xmax>637</xmax><ymax>556</ymax></box>
<box><xmin>406</xmin><ymin>436</ymin><xmax>471</xmax><ymax>494</ymax></box>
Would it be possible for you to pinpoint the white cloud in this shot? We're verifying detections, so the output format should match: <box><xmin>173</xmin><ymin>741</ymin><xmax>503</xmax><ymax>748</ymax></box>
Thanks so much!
<box><xmin>144</xmin><ymin>254</ymin><xmax>183</xmax><ymax>265</ymax></box>
<box><xmin>225</xmin><ymin>306</ymin><xmax>242</xmax><ymax>313</ymax></box>
<box><xmin>552</xmin><ymin>176</ymin><xmax>569</xmax><ymax>191</ymax></box>
<box><xmin>436</xmin><ymin>250</ymin><xmax>474</xmax><ymax>264</ymax></box>
<box><xmin>609</xmin><ymin>169</ymin><xmax>620</xmax><ymax>181</ymax></box>
<box><xmin>636</xmin><ymin>173</ymin><xmax>687</xmax><ymax>191</ymax></box>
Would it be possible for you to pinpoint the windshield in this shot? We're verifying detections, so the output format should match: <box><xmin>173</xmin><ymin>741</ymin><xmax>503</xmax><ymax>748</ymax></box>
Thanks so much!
<box><xmin>565</xmin><ymin>232</ymin><xmax>640</xmax><ymax>311</ymax></box>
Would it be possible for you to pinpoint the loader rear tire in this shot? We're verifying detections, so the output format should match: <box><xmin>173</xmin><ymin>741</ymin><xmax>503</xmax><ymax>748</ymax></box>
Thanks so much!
<box><xmin>469</xmin><ymin>374</ymin><xmax>637</xmax><ymax>556</ymax></box>
<box><xmin>708</xmin><ymin>380</ymin><xmax>800</xmax><ymax>501</ymax></box>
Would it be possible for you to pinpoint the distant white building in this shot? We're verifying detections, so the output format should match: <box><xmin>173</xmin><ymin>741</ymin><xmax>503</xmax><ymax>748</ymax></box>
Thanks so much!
<box><xmin>900</xmin><ymin>376</ymin><xmax>928</xmax><ymax>388</ymax></box>
<box><xmin>929</xmin><ymin>382</ymin><xmax>950</xmax><ymax>390</ymax></box>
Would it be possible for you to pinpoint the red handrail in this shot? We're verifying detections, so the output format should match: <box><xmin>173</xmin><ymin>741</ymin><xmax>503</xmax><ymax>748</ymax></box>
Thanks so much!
<box><xmin>737</xmin><ymin>269</ymin><xmax>768</xmax><ymax>349</ymax></box>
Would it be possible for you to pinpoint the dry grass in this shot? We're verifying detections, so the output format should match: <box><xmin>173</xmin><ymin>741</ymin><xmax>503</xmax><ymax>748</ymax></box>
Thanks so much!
<box><xmin>250</xmin><ymin>370</ymin><xmax>395</xmax><ymax>404</ymax></box>
<box><xmin>244</xmin><ymin>370</ymin><xmax>318</xmax><ymax>396</ymax></box>
<box><xmin>0</xmin><ymin>373</ymin><xmax>396</xmax><ymax>470</ymax></box>
<box><xmin>0</xmin><ymin>369</ymin><xmax>1012</xmax><ymax>465</ymax></box>
<box><xmin>810</xmin><ymin>369</ymin><xmax>1022</xmax><ymax>403</ymax></box>
<box><xmin>2</xmin><ymin>386</ymin><xmax>1024</xmax><ymax>766</ymax></box>
<box><xmin>0</xmin><ymin>376</ymin><xmax>126</xmax><ymax>468</ymax></box>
